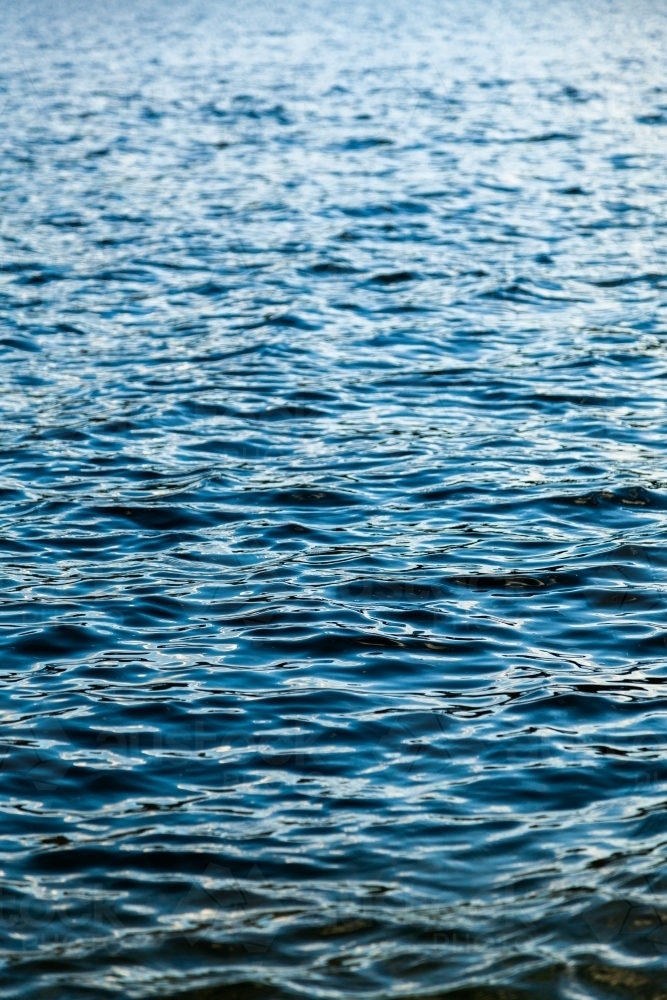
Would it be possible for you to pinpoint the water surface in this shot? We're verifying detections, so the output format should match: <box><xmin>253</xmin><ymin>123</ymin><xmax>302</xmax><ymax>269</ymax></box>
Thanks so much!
<box><xmin>2</xmin><ymin>1</ymin><xmax>667</xmax><ymax>997</ymax></box>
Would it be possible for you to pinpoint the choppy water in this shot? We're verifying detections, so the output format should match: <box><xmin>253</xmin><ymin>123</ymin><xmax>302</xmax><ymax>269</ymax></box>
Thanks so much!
<box><xmin>2</xmin><ymin>0</ymin><xmax>667</xmax><ymax>996</ymax></box>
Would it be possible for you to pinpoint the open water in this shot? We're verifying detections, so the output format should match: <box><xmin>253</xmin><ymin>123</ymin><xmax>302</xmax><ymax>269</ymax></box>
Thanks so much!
<box><xmin>2</xmin><ymin>0</ymin><xmax>667</xmax><ymax>997</ymax></box>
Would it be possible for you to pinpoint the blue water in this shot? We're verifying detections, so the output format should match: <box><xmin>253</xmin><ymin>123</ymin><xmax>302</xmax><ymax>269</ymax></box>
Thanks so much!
<box><xmin>2</xmin><ymin>0</ymin><xmax>667</xmax><ymax>996</ymax></box>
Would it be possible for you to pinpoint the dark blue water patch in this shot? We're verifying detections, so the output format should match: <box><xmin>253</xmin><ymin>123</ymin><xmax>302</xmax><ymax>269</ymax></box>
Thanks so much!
<box><xmin>591</xmin><ymin>271</ymin><xmax>667</xmax><ymax>288</ymax></box>
<box><xmin>340</xmin><ymin>136</ymin><xmax>394</xmax><ymax>150</ymax></box>
<box><xmin>4</xmin><ymin>623</ymin><xmax>108</xmax><ymax>660</ymax></box>
<box><xmin>518</xmin><ymin>131</ymin><xmax>579</xmax><ymax>142</ymax></box>
<box><xmin>636</xmin><ymin>112</ymin><xmax>667</xmax><ymax>125</ymax></box>
<box><xmin>368</xmin><ymin>270</ymin><xmax>417</xmax><ymax>284</ymax></box>
<box><xmin>0</xmin><ymin>336</ymin><xmax>41</xmax><ymax>352</ymax></box>
<box><xmin>308</xmin><ymin>262</ymin><xmax>359</xmax><ymax>275</ymax></box>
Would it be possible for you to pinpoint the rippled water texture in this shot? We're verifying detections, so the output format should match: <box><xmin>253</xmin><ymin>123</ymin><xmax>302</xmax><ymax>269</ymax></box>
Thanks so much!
<box><xmin>2</xmin><ymin>1</ymin><xmax>667</xmax><ymax>996</ymax></box>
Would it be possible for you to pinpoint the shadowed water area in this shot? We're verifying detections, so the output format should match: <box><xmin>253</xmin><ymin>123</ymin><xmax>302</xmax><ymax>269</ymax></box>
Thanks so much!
<box><xmin>2</xmin><ymin>0</ymin><xmax>667</xmax><ymax>996</ymax></box>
